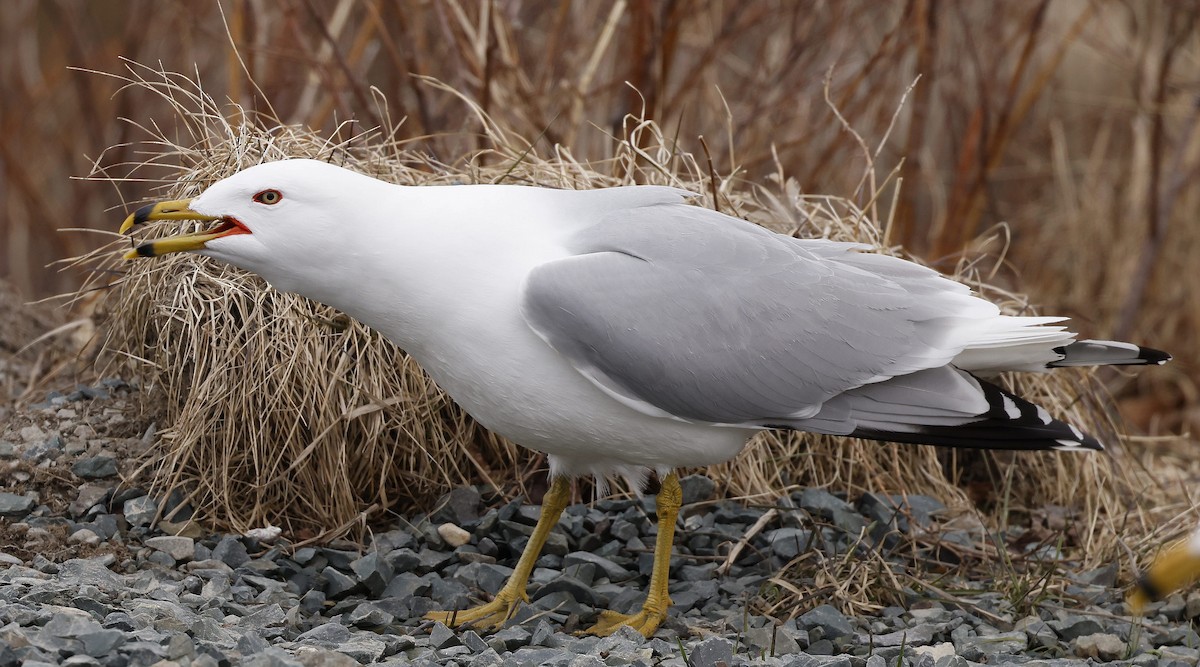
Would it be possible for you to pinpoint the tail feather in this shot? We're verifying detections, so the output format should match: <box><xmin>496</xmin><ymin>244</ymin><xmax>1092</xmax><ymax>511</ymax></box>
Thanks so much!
<box><xmin>1049</xmin><ymin>339</ymin><xmax>1171</xmax><ymax>368</ymax></box>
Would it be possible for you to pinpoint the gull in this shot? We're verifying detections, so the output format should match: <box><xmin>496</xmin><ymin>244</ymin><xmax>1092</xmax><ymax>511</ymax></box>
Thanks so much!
<box><xmin>120</xmin><ymin>158</ymin><xmax>1169</xmax><ymax>637</ymax></box>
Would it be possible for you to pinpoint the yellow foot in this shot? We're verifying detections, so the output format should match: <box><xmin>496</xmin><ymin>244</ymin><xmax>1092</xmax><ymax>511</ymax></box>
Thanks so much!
<box><xmin>424</xmin><ymin>589</ymin><xmax>528</xmax><ymax>631</ymax></box>
<box><xmin>584</xmin><ymin>604</ymin><xmax>669</xmax><ymax>638</ymax></box>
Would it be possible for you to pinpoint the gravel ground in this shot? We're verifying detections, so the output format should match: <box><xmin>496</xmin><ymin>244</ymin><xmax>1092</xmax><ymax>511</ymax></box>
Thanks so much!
<box><xmin>1</xmin><ymin>379</ymin><xmax>1196</xmax><ymax>667</ymax></box>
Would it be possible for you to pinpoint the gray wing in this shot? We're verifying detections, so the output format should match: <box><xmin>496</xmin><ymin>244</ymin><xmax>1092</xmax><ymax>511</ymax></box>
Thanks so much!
<box><xmin>520</xmin><ymin>202</ymin><xmax>991</xmax><ymax>427</ymax></box>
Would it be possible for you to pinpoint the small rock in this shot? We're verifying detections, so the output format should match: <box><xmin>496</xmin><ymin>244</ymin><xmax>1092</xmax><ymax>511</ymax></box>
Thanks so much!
<box><xmin>1160</xmin><ymin>646</ymin><xmax>1200</xmax><ymax>663</ymax></box>
<box><xmin>70</xmin><ymin>484</ymin><xmax>112</xmax><ymax>518</ymax></box>
<box><xmin>531</xmin><ymin>574</ymin><xmax>596</xmax><ymax>607</ymax></box>
<box><xmin>71</xmin><ymin>456</ymin><xmax>118</xmax><ymax>479</ymax></box>
<box><xmin>799</xmin><ymin>489</ymin><xmax>866</xmax><ymax>535</ymax></box>
<box><xmin>346</xmin><ymin>602</ymin><xmax>393</xmax><ymax>628</ymax></box>
<box><xmin>293</xmin><ymin>648</ymin><xmax>358</xmax><ymax>667</ymax></box>
<box><xmin>1075</xmin><ymin>563</ymin><xmax>1118</xmax><ymax>588</ymax></box>
<box><xmin>0</xmin><ymin>492</ymin><xmax>35</xmax><ymax>517</ymax></box>
<box><xmin>458</xmin><ymin>629</ymin><xmax>489</xmax><ymax>653</ymax></box>
<box><xmin>122</xmin><ymin>495</ymin><xmax>158</xmax><ymax>526</ymax></box>
<box><xmin>382</xmin><ymin>572</ymin><xmax>431</xmax><ymax>599</ymax></box>
<box><xmin>1161</xmin><ymin>593</ymin><xmax>1187</xmax><ymax>621</ymax></box>
<box><xmin>69</xmin><ymin>528</ymin><xmax>101</xmax><ymax>545</ymax></box>
<box><xmin>860</xmin><ymin>623</ymin><xmax>935</xmax><ymax>647</ymax></box>
<box><xmin>562</xmin><ymin>551</ymin><xmax>633</xmax><ymax>582</ymax></box>
<box><xmin>1073</xmin><ymin>633</ymin><xmax>1126</xmax><ymax>661</ymax></box>
<box><xmin>1015</xmin><ymin>617</ymin><xmax>1057</xmax><ymax>650</ymax></box>
<box><xmin>466</xmin><ymin>649</ymin><xmax>505</xmax><ymax>667</ymax></box>
<box><xmin>321</xmin><ymin>547</ymin><xmax>360</xmax><ymax>570</ymax></box>
<box><xmin>333</xmin><ymin>636</ymin><xmax>386</xmax><ymax>663</ymax></box>
<box><xmin>433</xmin><ymin>486</ymin><xmax>483</xmax><ymax>524</ymax></box>
<box><xmin>298</xmin><ymin>589</ymin><xmax>326</xmax><ymax>616</ymax></box>
<box><xmin>78</xmin><ymin>629</ymin><xmax>125</xmax><ymax>656</ymax></box>
<box><xmin>767</xmin><ymin>527</ymin><xmax>814</xmax><ymax>559</ymax></box>
<box><xmin>144</xmin><ymin>536</ymin><xmax>195</xmax><ymax>562</ymax></box>
<box><xmin>212</xmin><ymin>535</ymin><xmax>250</xmax><ymax>568</ymax></box>
<box><xmin>911</xmin><ymin>643</ymin><xmax>955</xmax><ymax>662</ymax></box>
<box><xmin>800</xmin><ymin>604</ymin><xmax>855</xmax><ymax>640</ymax></box>
<box><xmin>349</xmin><ymin>551</ymin><xmax>393</xmax><ymax>596</ymax></box>
<box><xmin>438</xmin><ymin>522</ymin><xmax>472</xmax><ymax>547</ymax></box>
<box><xmin>236</xmin><ymin>632</ymin><xmax>271</xmax><ymax>656</ymax></box>
<box><xmin>687</xmin><ymin>636</ymin><xmax>733</xmax><ymax>667</ymax></box>
<box><xmin>1051</xmin><ymin>616</ymin><xmax>1104</xmax><ymax>641</ymax></box>
<box><xmin>59</xmin><ymin>558</ymin><xmax>123</xmax><ymax>590</ymax></box>
<box><xmin>19</xmin><ymin>425</ymin><xmax>46</xmax><ymax>443</ymax></box>
<box><xmin>297</xmin><ymin>622</ymin><xmax>351</xmax><ymax>647</ymax></box>
<box><xmin>43</xmin><ymin>612</ymin><xmax>104</xmax><ymax>638</ymax></box>
<box><xmin>679</xmin><ymin>475</ymin><xmax>716</xmax><ymax>505</ymax></box>
<box><xmin>529</xmin><ymin>619</ymin><xmax>557</xmax><ymax>647</ymax></box>
<box><xmin>429</xmin><ymin>622</ymin><xmax>460</xmax><ymax>649</ymax></box>
<box><xmin>166</xmin><ymin>633</ymin><xmax>195</xmax><ymax>660</ymax></box>
<box><xmin>489</xmin><ymin>625</ymin><xmax>533</xmax><ymax>651</ymax></box>
<box><xmin>238</xmin><ymin>603</ymin><xmax>285</xmax><ymax>629</ymax></box>
<box><xmin>159</xmin><ymin>518</ymin><xmax>205</xmax><ymax>538</ymax></box>
<box><xmin>245</xmin><ymin>525</ymin><xmax>282</xmax><ymax>542</ymax></box>
<box><xmin>955</xmin><ymin>632</ymin><xmax>1027</xmax><ymax>659</ymax></box>
<box><xmin>431</xmin><ymin>577</ymin><xmax>471</xmax><ymax>609</ymax></box>
<box><xmin>321</xmin><ymin>566</ymin><xmax>360</xmax><ymax>599</ymax></box>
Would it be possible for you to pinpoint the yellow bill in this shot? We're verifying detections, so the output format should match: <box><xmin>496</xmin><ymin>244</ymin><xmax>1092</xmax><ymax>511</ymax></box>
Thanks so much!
<box><xmin>120</xmin><ymin>199</ymin><xmax>248</xmax><ymax>259</ymax></box>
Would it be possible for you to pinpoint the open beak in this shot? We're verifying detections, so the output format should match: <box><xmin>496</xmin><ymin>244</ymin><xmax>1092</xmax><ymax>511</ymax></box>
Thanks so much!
<box><xmin>1128</xmin><ymin>537</ymin><xmax>1200</xmax><ymax>614</ymax></box>
<box><xmin>120</xmin><ymin>199</ymin><xmax>250</xmax><ymax>259</ymax></box>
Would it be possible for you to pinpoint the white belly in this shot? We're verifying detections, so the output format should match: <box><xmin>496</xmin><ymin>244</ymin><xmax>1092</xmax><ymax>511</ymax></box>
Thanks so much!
<box><xmin>404</xmin><ymin>307</ymin><xmax>754</xmax><ymax>479</ymax></box>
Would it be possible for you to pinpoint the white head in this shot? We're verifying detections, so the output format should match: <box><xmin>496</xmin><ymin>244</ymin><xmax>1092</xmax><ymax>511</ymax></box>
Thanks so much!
<box><xmin>121</xmin><ymin>159</ymin><xmax>390</xmax><ymax>295</ymax></box>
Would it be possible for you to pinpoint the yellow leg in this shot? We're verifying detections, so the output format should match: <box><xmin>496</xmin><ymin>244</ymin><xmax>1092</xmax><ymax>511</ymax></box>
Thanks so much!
<box><xmin>585</xmin><ymin>472</ymin><xmax>681</xmax><ymax>638</ymax></box>
<box><xmin>426</xmin><ymin>476</ymin><xmax>570</xmax><ymax>630</ymax></box>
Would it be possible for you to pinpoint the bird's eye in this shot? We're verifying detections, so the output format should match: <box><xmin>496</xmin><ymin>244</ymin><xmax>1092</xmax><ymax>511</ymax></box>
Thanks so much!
<box><xmin>253</xmin><ymin>189</ymin><xmax>283</xmax><ymax>205</ymax></box>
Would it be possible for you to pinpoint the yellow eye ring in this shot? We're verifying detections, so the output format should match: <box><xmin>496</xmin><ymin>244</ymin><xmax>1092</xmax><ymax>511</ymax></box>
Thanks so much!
<box><xmin>253</xmin><ymin>189</ymin><xmax>282</xmax><ymax>205</ymax></box>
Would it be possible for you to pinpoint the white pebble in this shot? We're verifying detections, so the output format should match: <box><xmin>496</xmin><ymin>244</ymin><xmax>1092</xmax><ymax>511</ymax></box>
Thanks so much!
<box><xmin>68</xmin><ymin>528</ymin><xmax>101</xmax><ymax>545</ymax></box>
<box><xmin>437</xmin><ymin>522</ymin><xmax>471</xmax><ymax>547</ymax></box>
<box><xmin>19</xmin><ymin>425</ymin><xmax>46</xmax><ymax>443</ymax></box>
<box><xmin>245</xmin><ymin>525</ymin><xmax>282</xmax><ymax>542</ymax></box>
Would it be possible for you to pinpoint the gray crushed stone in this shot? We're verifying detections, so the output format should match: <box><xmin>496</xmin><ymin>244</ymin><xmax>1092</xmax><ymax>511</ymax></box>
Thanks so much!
<box><xmin>0</xmin><ymin>379</ymin><xmax>1192</xmax><ymax>667</ymax></box>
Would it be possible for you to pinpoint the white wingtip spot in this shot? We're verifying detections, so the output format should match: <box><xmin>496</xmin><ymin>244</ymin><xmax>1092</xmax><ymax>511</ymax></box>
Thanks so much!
<box><xmin>1001</xmin><ymin>395</ymin><xmax>1020</xmax><ymax>420</ymax></box>
<box><xmin>1036</xmin><ymin>406</ymin><xmax>1052</xmax><ymax>425</ymax></box>
<box><xmin>1054</xmin><ymin>439</ymin><xmax>1082</xmax><ymax>449</ymax></box>
<box><xmin>1068</xmin><ymin>424</ymin><xmax>1084</xmax><ymax>440</ymax></box>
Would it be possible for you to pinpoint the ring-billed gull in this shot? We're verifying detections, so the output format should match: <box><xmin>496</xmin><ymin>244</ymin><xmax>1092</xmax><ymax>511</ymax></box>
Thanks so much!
<box><xmin>120</xmin><ymin>159</ymin><xmax>1169</xmax><ymax>637</ymax></box>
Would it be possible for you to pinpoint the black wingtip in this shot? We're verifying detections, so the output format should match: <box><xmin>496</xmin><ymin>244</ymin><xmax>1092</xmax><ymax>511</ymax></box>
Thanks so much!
<box><xmin>1049</xmin><ymin>340</ymin><xmax>1172</xmax><ymax>368</ymax></box>
<box><xmin>851</xmin><ymin>376</ymin><xmax>1104</xmax><ymax>452</ymax></box>
<box><xmin>1139</xmin><ymin>346</ymin><xmax>1172</xmax><ymax>366</ymax></box>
